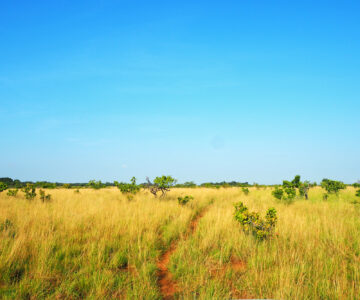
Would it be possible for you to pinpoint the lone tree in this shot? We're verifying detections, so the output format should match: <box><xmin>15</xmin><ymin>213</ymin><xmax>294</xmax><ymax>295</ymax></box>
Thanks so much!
<box><xmin>145</xmin><ymin>176</ymin><xmax>177</xmax><ymax>197</ymax></box>
<box><xmin>321</xmin><ymin>179</ymin><xmax>346</xmax><ymax>194</ymax></box>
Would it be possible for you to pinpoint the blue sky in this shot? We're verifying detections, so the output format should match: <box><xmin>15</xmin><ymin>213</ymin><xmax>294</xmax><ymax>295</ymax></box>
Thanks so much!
<box><xmin>1</xmin><ymin>0</ymin><xmax>359</xmax><ymax>184</ymax></box>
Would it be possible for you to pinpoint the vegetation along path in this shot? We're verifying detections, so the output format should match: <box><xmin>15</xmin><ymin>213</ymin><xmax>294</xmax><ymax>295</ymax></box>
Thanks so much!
<box><xmin>157</xmin><ymin>204</ymin><xmax>212</xmax><ymax>300</ymax></box>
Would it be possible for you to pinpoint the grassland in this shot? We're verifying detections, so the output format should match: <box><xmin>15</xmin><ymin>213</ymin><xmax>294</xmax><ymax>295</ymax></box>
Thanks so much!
<box><xmin>0</xmin><ymin>187</ymin><xmax>359</xmax><ymax>299</ymax></box>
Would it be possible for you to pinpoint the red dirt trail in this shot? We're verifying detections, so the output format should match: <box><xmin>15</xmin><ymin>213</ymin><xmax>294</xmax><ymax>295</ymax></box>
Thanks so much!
<box><xmin>156</xmin><ymin>208</ymin><xmax>209</xmax><ymax>300</ymax></box>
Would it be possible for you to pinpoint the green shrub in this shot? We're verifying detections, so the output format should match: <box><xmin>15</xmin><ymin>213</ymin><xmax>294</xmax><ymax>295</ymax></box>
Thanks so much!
<box><xmin>0</xmin><ymin>182</ymin><xmax>8</xmax><ymax>192</ymax></box>
<box><xmin>272</xmin><ymin>187</ymin><xmax>284</xmax><ymax>200</ymax></box>
<box><xmin>178</xmin><ymin>195</ymin><xmax>193</xmax><ymax>205</ymax></box>
<box><xmin>6</xmin><ymin>189</ymin><xmax>18</xmax><ymax>197</ymax></box>
<box><xmin>39</xmin><ymin>190</ymin><xmax>52</xmax><ymax>202</ymax></box>
<box><xmin>283</xmin><ymin>186</ymin><xmax>296</xmax><ymax>202</ymax></box>
<box><xmin>114</xmin><ymin>177</ymin><xmax>140</xmax><ymax>195</ymax></box>
<box><xmin>242</xmin><ymin>187</ymin><xmax>249</xmax><ymax>195</ymax></box>
<box><xmin>234</xmin><ymin>202</ymin><xmax>277</xmax><ymax>240</ymax></box>
<box><xmin>356</xmin><ymin>189</ymin><xmax>360</xmax><ymax>197</ymax></box>
<box><xmin>21</xmin><ymin>183</ymin><xmax>36</xmax><ymax>200</ymax></box>
<box><xmin>272</xmin><ymin>175</ymin><xmax>311</xmax><ymax>202</ymax></box>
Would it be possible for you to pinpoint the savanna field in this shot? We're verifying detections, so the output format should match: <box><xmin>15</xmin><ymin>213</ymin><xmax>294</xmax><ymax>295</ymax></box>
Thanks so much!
<box><xmin>0</xmin><ymin>187</ymin><xmax>360</xmax><ymax>299</ymax></box>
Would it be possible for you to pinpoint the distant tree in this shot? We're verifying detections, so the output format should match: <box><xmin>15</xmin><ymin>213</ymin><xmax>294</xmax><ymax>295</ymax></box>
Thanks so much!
<box><xmin>355</xmin><ymin>189</ymin><xmax>360</xmax><ymax>197</ymax></box>
<box><xmin>182</xmin><ymin>181</ymin><xmax>197</xmax><ymax>188</ymax></box>
<box><xmin>291</xmin><ymin>175</ymin><xmax>301</xmax><ymax>188</ymax></box>
<box><xmin>88</xmin><ymin>180</ymin><xmax>104</xmax><ymax>189</ymax></box>
<box><xmin>0</xmin><ymin>178</ymin><xmax>13</xmax><ymax>187</ymax></box>
<box><xmin>0</xmin><ymin>182</ymin><xmax>8</xmax><ymax>193</ymax></box>
<box><xmin>299</xmin><ymin>181</ymin><xmax>311</xmax><ymax>200</ymax></box>
<box><xmin>321</xmin><ymin>179</ymin><xmax>346</xmax><ymax>194</ymax></box>
<box><xmin>63</xmin><ymin>183</ymin><xmax>71</xmax><ymax>189</ymax></box>
<box><xmin>145</xmin><ymin>176</ymin><xmax>177</xmax><ymax>197</ymax></box>
<box><xmin>353</xmin><ymin>181</ymin><xmax>360</xmax><ymax>188</ymax></box>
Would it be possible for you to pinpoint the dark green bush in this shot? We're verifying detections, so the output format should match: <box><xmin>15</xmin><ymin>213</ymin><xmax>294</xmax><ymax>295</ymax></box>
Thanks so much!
<box><xmin>356</xmin><ymin>189</ymin><xmax>360</xmax><ymax>197</ymax></box>
<box><xmin>21</xmin><ymin>184</ymin><xmax>36</xmax><ymax>200</ymax></box>
<box><xmin>0</xmin><ymin>182</ymin><xmax>8</xmax><ymax>192</ymax></box>
<box><xmin>272</xmin><ymin>187</ymin><xmax>284</xmax><ymax>200</ymax></box>
<box><xmin>242</xmin><ymin>187</ymin><xmax>249</xmax><ymax>195</ymax></box>
<box><xmin>39</xmin><ymin>190</ymin><xmax>52</xmax><ymax>202</ymax></box>
<box><xmin>234</xmin><ymin>202</ymin><xmax>277</xmax><ymax>240</ymax></box>
<box><xmin>178</xmin><ymin>195</ymin><xmax>193</xmax><ymax>205</ymax></box>
<box><xmin>6</xmin><ymin>189</ymin><xmax>18</xmax><ymax>197</ymax></box>
<box><xmin>114</xmin><ymin>177</ymin><xmax>140</xmax><ymax>195</ymax></box>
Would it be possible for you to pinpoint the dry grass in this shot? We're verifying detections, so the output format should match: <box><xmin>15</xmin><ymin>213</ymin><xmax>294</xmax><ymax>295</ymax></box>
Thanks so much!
<box><xmin>0</xmin><ymin>187</ymin><xmax>359</xmax><ymax>299</ymax></box>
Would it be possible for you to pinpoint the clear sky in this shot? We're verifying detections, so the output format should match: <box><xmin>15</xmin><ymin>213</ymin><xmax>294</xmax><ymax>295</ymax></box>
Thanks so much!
<box><xmin>1</xmin><ymin>0</ymin><xmax>359</xmax><ymax>184</ymax></box>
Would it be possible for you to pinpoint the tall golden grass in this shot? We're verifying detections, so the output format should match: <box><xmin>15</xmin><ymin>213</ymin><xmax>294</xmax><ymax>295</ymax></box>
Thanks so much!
<box><xmin>0</xmin><ymin>187</ymin><xmax>359</xmax><ymax>299</ymax></box>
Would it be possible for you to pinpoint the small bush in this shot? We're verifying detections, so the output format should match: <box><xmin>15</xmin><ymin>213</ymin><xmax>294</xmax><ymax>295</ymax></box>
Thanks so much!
<box><xmin>272</xmin><ymin>187</ymin><xmax>284</xmax><ymax>200</ymax></box>
<box><xmin>242</xmin><ymin>187</ymin><xmax>249</xmax><ymax>195</ymax></box>
<box><xmin>7</xmin><ymin>189</ymin><xmax>18</xmax><ymax>197</ymax></box>
<box><xmin>272</xmin><ymin>175</ymin><xmax>311</xmax><ymax>202</ymax></box>
<box><xmin>0</xmin><ymin>182</ymin><xmax>8</xmax><ymax>192</ymax></box>
<box><xmin>114</xmin><ymin>177</ymin><xmax>140</xmax><ymax>195</ymax></box>
<box><xmin>356</xmin><ymin>189</ymin><xmax>360</xmax><ymax>197</ymax></box>
<box><xmin>22</xmin><ymin>184</ymin><xmax>36</xmax><ymax>200</ymax></box>
<box><xmin>178</xmin><ymin>195</ymin><xmax>193</xmax><ymax>205</ymax></box>
<box><xmin>74</xmin><ymin>189</ymin><xmax>80</xmax><ymax>194</ymax></box>
<box><xmin>39</xmin><ymin>190</ymin><xmax>52</xmax><ymax>202</ymax></box>
<box><xmin>234</xmin><ymin>202</ymin><xmax>277</xmax><ymax>240</ymax></box>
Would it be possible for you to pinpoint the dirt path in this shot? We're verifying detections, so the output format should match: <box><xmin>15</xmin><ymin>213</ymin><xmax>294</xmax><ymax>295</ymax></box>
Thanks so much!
<box><xmin>157</xmin><ymin>207</ymin><xmax>210</xmax><ymax>300</ymax></box>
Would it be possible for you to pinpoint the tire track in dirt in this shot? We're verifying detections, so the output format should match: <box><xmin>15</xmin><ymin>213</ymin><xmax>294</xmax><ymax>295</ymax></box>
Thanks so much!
<box><xmin>157</xmin><ymin>206</ymin><xmax>211</xmax><ymax>300</ymax></box>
